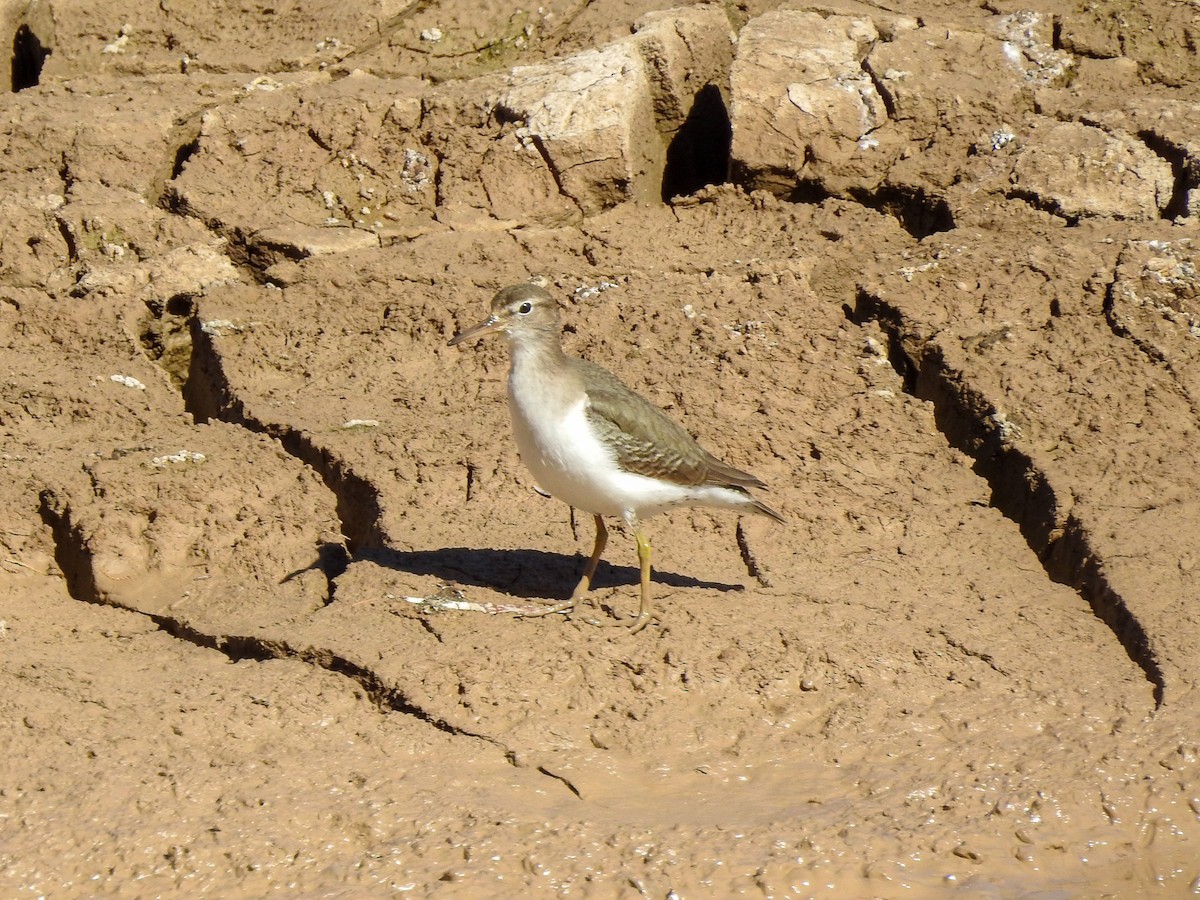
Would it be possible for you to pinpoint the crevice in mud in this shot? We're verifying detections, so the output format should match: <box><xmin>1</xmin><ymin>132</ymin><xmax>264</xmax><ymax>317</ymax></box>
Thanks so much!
<box><xmin>37</xmin><ymin>490</ymin><xmax>98</xmax><ymax>609</ymax></box>
<box><xmin>1136</xmin><ymin>128</ymin><xmax>1194</xmax><ymax>221</ymax></box>
<box><xmin>54</xmin><ymin>215</ymin><xmax>79</xmax><ymax>264</ymax></box>
<box><xmin>11</xmin><ymin>24</ymin><xmax>49</xmax><ymax>92</ymax></box>
<box><xmin>510</xmin><ymin>124</ymin><xmax>574</xmax><ymax>211</ymax></box>
<box><xmin>112</xmin><ymin>236</ymin><xmax>373</xmax><ymax>572</ymax></box>
<box><xmin>171</xmin><ymin>136</ymin><xmax>200</xmax><ymax>180</ymax></box>
<box><xmin>848</xmin><ymin>184</ymin><xmax>955</xmax><ymax>238</ymax></box>
<box><xmin>151</xmin><ymin>114</ymin><xmax>205</xmax><ymax>210</ymax></box>
<box><xmin>156</xmin><ymin>164</ymin><xmax>290</xmax><ymax>287</ymax></box>
<box><xmin>736</xmin><ymin>520</ymin><xmax>772</xmax><ymax>587</ymax></box>
<box><xmin>534</xmin><ymin>764</ymin><xmax>583</xmax><ymax>799</ymax></box>
<box><xmin>785</xmin><ymin>177</ymin><xmax>832</xmax><ymax>206</ymax></box>
<box><xmin>1004</xmin><ymin>187</ymin><xmax>1084</xmax><ymax>226</ymax></box>
<box><xmin>36</xmin><ymin>489</ymin><xmax>503</xmax><ymax>744</ymax></box>
<box><xmin>769</xmin><ymin>177</ymin><xmax>955</xmax><ymax>239</ymax></box>
<box><xmin>183</xmin><ymin>317</ymin><xmax>387</xmax><ymax>554</ymax></box>
<box><xmin>1102</xmin><ymin>278</ymin><xmax>1169</xmax><ymax>367</ymax></box>
<box><xmin>661</xmin><ymin>84</ymin><xmax>732</xmax><ymax>201</ymax></box>
<box><xmin>1100</xmin><ymin>272</ymin><xmax>1200</xmax><ymax>426</ymax></box>
<box><xmin>851</xmin><ymin>289</ymin><xmax>1166</xmax><ymax>708</ymax></box>
<box><xmin>157</xmin><ymin>190</ymin><xmax>274</xmax><ymax>285</ymax></box>
<box><xmin>138</xmin><ymin>294</ymin><xmax>197</xmax><ymax>386</ymax></box>
<box><xmin>860</xmin><ymin>56</ymin><xmax>897</xmax><ymax>121</ymax></box>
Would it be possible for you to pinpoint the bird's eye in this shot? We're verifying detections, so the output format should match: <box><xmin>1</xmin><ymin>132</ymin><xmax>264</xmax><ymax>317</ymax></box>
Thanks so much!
<box><xmin>517</xmin><ymin>301</ymin><xmax>533</xmax><ymax>314</ymax></box>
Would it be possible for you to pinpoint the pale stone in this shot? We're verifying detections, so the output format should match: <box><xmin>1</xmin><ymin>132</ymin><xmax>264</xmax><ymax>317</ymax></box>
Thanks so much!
<box><xmin>730</xmin><ymin>11</ymin><xmax>887</xmax><ymax>192</ymax></box>
<box><xmin>496</xmin><ymin>43</ymin><xmax>662</xmax><ymax>213</ymax></box>
<box><xmin>1011</xmin><ymin>122</ymin><xmax>1174</xmax><ymax>220</ymax></box>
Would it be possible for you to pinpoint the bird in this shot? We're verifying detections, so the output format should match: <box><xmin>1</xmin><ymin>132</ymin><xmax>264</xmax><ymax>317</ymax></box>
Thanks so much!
<box><xmin>448</xmin><ymin>283</ymin><xmax>784</xmax><ymax>632</ymax></box>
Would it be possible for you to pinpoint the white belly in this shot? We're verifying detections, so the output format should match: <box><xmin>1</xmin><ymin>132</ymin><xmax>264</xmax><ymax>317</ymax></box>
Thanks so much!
<box><xmin>506</xmin><ymin>361</ymin><xmax>756</xmax><ymax>522</ymax></box>
<box><xmin>507</xmin><ymin>382</ymin><xmax>691</xmax><ymax>520</ymax></box>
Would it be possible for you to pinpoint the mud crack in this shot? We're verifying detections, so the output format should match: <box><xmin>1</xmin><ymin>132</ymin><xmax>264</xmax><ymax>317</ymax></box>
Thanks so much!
<box><xmin>846</xmin><ymin>184</ymin><xmax>955</xmax><ymax>239</ymax></box>
<box><xmin>183</xmin><ymin>317</ymin><xmax>386</xmax><ymax>553</ymax></box>
<box><xmin>1136</xmin><ymin>128</ymin><xmax>1193</xmax><ymax>221</ymax></box>
<box><xmin>852</xmin><ymin>288</ymin><xmax>1166</xmax><ymax>708</ymax></box>
<box><xmin>36</xmin><ymin>489</ymin><xmax>505</xmax><ymax>747</ymax></box>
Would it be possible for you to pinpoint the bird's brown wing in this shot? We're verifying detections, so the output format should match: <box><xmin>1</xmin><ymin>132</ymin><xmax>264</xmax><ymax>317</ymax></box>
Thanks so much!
<box><xmin>573</xmin><ymin>358</ymin><xmax>766</xmax><ymax>490</ymax></box>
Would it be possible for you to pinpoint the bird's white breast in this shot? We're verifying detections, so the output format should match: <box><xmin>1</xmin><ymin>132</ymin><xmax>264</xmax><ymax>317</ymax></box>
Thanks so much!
<box><xmin>505</xmin><ymin>350</ymin><xmax>757</xmax><ymax>522</ymax></box>
<box><xmin>506</xmin><ymin>365</ymin><xmax>692</xmax><ymax>520</ymax></box>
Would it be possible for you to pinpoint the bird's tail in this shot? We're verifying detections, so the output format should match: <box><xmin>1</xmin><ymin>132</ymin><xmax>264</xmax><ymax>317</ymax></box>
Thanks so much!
<box><xmin>749</xmin><ymin>496</ymin><xmax>785</xmax><ymax>524</ymax></box>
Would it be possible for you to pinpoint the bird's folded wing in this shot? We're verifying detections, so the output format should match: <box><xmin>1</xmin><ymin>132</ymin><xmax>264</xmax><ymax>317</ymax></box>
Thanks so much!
<box><xmin>572</xmin><ymin>357</ymin><xmax>767</xmax><ymax>490</ymax></box>
<box><xmin>585</xmin><ymin>385</ymin><xmax>711</xmax><ymax>485</ymax></box>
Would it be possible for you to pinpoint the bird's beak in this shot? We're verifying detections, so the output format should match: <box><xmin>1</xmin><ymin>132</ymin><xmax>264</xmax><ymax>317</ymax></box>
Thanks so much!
<box><xmin>448</xmin><ymin>314</ymin><xmax>505</xmax><ymax>347</ymax></box>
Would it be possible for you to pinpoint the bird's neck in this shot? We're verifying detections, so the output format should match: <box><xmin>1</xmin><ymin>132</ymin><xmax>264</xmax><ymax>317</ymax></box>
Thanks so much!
<box><xmin>508</xmin><ymin>328</ymin><xmax>567</xmax><ymax>375</ymax></box>
<box><xmin>506</xmin><ymin>329</ymin><xmax>584</xmax><ymax>422</ymax></box>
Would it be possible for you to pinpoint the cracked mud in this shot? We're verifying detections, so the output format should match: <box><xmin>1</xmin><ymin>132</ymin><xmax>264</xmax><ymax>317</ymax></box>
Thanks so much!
<box><xmin>3</xmin><ymin>0</ymin><xmax>1200</xmax><ymax>896</ymax></box>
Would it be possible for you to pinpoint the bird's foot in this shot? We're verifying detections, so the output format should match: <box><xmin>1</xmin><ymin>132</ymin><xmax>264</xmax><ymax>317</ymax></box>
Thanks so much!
<box><xmin>577</xmin><ymin>600</ymin><xmax>656</xmax><ymax>631</ymax></box>
<box><xmin>519</xmin><ymin>589</ymin><xmax>656</xmax><ymax>631</ymax></box>
<box><xmin>626</xmin><ymin>608</ymin><xmax>653</xmax><ymax>634</ymax></box>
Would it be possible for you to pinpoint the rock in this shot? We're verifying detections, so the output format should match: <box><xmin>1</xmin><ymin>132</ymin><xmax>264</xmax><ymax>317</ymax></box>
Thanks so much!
<box><xmin>1067</xmin><ymin>98</ymin><xmax>1200</xmax><ymax>218</ymax></box>
<box><xmin>496</xmin><ymin>43</ymin><xmax>662</xmax><ymax>213</ymax></box>
<box><xmin>729</xmin><ymin>11</ymin><xmax>890</xmax><ymax>195</ymax></box>
<box><xmin>142</xmin><ymin>243</ymin><xmax>242</xmax><ymax>305</ymax></box>
<box><xmin>631</xmin><ymin>5</ymin><xmax>735</xmax><ymax>136</ymax></box>
<box><xmin>488</xmin><ymin>6</ymin><xmax>736</xmax><ymax>212</ymax></box>
<box><xmin>990</xmin><ymin>10</ymin><xmax>1076</xmax><ymax>87</ymax></box>
<box><xmin>631</xmin><ymin>5</ymin><xmax>736</xmax><ymax>197</ymax></box>
<box><xmin>869</xmin><ymin>24</ymin><xmax>1032</xmax><ymax>128</ymax></box>
<box><xmin>1010</xmin><ymin>121</ymin><xmax>1174</xmax><ymax>220</ymax></box>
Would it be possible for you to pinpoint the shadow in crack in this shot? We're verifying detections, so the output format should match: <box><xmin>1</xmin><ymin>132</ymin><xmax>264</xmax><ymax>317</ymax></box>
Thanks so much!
<box><xmin>848</xmin><ymin>287</ymin><xmax>1166</xmax><ymax>708</ymax></box>
<box><xmin>662</xmin><ymin>83</ymin><xmax>732</xmax><ymax>201</ymax></box>
<box><xmin>185</xmin><ymin>316</ymin><xmax>387</xmax><ymax>552</ymax></box>
<box><xmin>352</xmin><ymin>545</ymin><xmax>746</xmax><ymax>600</ymax></box>
<box><xmin>12</xmin><ymin>24</ymin><xmax>49</xmax><ymax>92</ymax></box>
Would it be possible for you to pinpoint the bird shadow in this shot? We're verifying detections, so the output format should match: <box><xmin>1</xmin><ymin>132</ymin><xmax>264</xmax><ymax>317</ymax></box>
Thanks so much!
<box><xmin>348</xmin><ymin>544</ymin><xmax>746</xmax><ymax>600</ymax></box>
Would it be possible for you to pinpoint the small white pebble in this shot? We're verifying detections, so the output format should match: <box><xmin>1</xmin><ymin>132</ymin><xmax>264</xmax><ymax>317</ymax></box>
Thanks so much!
<box><xmin>420</xmin><ymin>27</ymin><xmax>443</xmax><ymax>42</ymax></box>
<box><xmin>102</xmin><ymin>26</ymin><xmax>132</xmax><ymax>54</ymax></box>
<box><xmin>574</xmin><ymin>281</ymin><xmax>619</xmax><ymax>300</ymax></box>
<box><xmin>200</xmin><ymin>319</ymin><xmax>246</xmax><ymax>335</ymax></box>
<box><xmin>151</xmin><ymin>450</ymin><xmax>206</xmax><ymax>468</ymax></box>
<box><xmin>991</xmin><ymin>129</ymin><xmax>1015</xmax><ymax>151</ymax></box>
<box><xmin>110</xmin><ymin>374</ymin><xmax>146</xmax><ymax>390</ymax></box>
<box><xmin>340</xmin><ymin>419</ymin><xmax>380</xmax><ymax>429</ymax></box>
<box><xmin>242</xmin><ymin>76</ymin><xmax>281</xmax><ymax>92</ymax></box>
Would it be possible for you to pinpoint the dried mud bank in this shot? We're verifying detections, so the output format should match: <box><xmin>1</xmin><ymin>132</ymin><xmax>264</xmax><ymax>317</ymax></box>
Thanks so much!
<box><xmin>3</xmin><ymin>0</ymin><xmax>1200</xmax><ymax>896</ymax></box>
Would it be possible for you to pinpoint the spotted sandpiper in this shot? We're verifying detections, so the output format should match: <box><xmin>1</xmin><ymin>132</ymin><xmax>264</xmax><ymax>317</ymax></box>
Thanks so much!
<box><xmin>449</xmin><ymin>283</ymin><xmax>784</xmax><ymax>632</ymax></box>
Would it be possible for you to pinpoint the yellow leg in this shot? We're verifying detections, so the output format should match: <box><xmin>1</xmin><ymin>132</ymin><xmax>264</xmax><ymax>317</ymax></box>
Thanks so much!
<box><xmin>522</xmin><ymin>514</ymin><xmax>607</xmax><ymax>619</ymax></box>
<box><xmin>572</xmin><ymin>515</ymin><xmax>608</xmax><ymax>600</ymax></box>
<box><xmin>628</xmin><ymin>526</ymin><xmax>654</xmax><ymax>633</ymax></box>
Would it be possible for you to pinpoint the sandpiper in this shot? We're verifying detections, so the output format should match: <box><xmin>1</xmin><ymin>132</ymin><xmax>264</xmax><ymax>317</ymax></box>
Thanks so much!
<box><xmin>449</xmin><ymin>283</ymin><xmax>783</xmax><ymax>632</ymax></box>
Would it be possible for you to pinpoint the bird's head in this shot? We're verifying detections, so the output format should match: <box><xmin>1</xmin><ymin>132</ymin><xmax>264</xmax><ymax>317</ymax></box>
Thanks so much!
<box><xmin>448</xmin><ymin>283</ymin><xmax>562</xmax><ymax>347</ymax></box>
